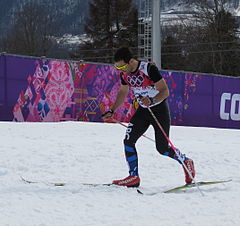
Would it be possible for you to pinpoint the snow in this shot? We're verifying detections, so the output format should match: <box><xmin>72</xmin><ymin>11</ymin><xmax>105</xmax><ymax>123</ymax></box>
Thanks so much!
<box><xmin>55</xmin><ymin>34</ymin><xmax>92</xmax><ymax>46</ymax></box>
<box><xmin>234</xmin><ymin>7</ymin><xmax>240</xmax><ymax>16</ymax></box>
<box><xmin>0</xmin><ymin>121</ymin><xmax>239</xmax><ymax>226</ymax></box>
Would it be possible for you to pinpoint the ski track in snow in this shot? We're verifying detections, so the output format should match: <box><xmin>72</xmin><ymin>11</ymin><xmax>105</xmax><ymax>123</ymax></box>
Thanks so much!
<box><xmin>0</xmin><ymin>121</ymin><xmax>239</xmax><ymax>226</ymax></box>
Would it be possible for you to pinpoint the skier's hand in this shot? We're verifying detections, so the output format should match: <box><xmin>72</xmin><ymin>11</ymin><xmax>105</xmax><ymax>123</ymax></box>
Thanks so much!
<box><xmin>101</xmin><ymin>109</ymin><xmax>114</xmax><ymax>120</ymax></box>
<box><xmin>140</xmin><ymin>96</ymin><xmax>153</xmax><ymax>107</ymax></box>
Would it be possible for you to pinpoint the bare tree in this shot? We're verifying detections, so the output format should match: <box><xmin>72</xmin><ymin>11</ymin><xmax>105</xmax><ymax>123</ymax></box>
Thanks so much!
<box><xmin>3</xmin><ymin>0</ymin><xmax>58</xmax><ymax>57</ymax></box>
<box><xmin>161</xmin><ymin>0</ymin><xmax>240</xmax><ymax>77</ymax></box>
<box><xmin>189</xmin><ymin>0</ymin><xmax>240</xmax><ymax>76</ymax></box>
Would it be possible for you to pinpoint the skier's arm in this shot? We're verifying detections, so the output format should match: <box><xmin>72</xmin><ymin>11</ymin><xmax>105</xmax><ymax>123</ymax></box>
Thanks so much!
<box><xmin>141</xmin><ymin>63</ymin><xmax>170</xmax><ymax>107</ymax></box>
<box><xmin>153</xmin><ymin>78</ymin><xmax>169</xmax><ymax>102</ymax></box>
<box><xmin>140</xmin><ymin>79</ymin><xmax>169</xmax><ymax>107</ymax></box>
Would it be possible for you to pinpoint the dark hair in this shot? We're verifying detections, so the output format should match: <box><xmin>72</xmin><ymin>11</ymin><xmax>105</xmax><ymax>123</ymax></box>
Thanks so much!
<box><xmin>114</xmin><ymin>47</ymin><xmax>133</xmax><ymax>63</ymax></box>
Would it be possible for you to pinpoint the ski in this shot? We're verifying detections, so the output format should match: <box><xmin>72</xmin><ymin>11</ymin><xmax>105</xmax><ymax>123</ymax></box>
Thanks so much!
<box><xmin>21</xmin><ymin>176</ymin><xmax>232</xmax><ymax>194</ymax></box>
<box><xmin>20</xmin><ymin>176</ymin><xmax>113</xmax><ymax>187</ymax></box>
<box><xmin>137</xmin><ymin>179</ymin><xmax>232</xmax><ymax>195</ymax></box>
<box><xmin>164</xmin><ymin>179</ymin><xmax>232</xmax><ymax>193</ymax></box>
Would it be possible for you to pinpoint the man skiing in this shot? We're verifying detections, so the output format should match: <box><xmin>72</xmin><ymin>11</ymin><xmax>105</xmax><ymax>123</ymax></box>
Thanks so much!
<box><xmin>102</xmin><ymin>47</ymin><xmax>195</xmax><ymax>187</ymax></box>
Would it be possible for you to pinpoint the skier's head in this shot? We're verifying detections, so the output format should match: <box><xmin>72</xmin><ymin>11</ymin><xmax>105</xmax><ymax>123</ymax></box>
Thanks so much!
<box><xmin>114</xmin><ymin>47</ymin><xmax>137</xmax><ymax>73</ymax></box>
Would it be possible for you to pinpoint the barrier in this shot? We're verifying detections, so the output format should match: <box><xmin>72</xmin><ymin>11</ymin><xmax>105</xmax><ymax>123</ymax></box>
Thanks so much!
<box><xmin>161</xmin><ymin>71</ymin><xmax>240</xmax><ymax>128</ymax></box>
<box><xmin>0</xmin><ymin>53</ymin><xmax>239</xmax><ymax>129</ymax></box>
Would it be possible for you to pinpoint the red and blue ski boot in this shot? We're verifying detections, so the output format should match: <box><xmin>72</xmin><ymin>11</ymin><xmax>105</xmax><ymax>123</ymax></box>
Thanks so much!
<box><xmin>183</xmin><ymin>158</ymin><xmax>195</xmax><ymax>184</ymax></box>
<box><xmin>112</xmin><ymin>175</ymin><xmax>140</xmax><ymax>187</ymax></box>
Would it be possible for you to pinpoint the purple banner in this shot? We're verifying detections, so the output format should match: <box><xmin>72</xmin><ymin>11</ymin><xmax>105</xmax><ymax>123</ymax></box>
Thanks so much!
<box><xmin>163</xmin><ymin>71</ymin><xmax>240</xmax><ymax>129</ymax></box>
<box><xmin>0</xmin><ymin>54</ymin><xmax>239</xmax><ymax>129</ymax></box>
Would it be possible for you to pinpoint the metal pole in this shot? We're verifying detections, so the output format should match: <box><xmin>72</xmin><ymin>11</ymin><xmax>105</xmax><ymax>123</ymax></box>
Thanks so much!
<box><xmin>147</xmin><ymin>107</ymin><xmax>204</xmax><ymax>196</ymax></box>
<box><xmin>151</xmin><ymin>0</ymin><xmax>161</xmax><ymax>69</ymax></box>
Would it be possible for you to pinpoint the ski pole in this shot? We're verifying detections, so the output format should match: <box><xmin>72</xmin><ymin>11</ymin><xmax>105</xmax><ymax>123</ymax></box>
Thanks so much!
<box><xmin>147</xmin><ymin>107</ymin><xmax>204</xmax><ymax>196</ymax></box>
<box><xmin>111</xmin><ymin>118</ymin><xmax>155</xmax><ymax>142</ymax></box>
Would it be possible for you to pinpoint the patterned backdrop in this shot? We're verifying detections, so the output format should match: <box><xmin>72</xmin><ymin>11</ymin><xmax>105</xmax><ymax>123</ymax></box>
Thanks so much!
<box><xmin>11</xmin><ymin>58</ymin><xmax>201</xmax><ymax>124</ymax></box>
<box><xmin>1</xmin><ymin>54</ymin><xmax>238</xmax><ymax>128</ymax></box>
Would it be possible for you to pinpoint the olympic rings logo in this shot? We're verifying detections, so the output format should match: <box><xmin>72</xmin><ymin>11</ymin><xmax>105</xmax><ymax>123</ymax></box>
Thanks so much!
<box><xmin>127</xmin><ymin>74</ymin><xmax>144</xmax><ymax>87</ymax></box>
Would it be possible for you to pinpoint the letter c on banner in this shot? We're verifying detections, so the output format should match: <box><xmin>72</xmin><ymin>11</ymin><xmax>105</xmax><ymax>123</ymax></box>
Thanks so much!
<box><xmin>220</xmin><ymin>93</ymin><xmax>231</xmax><ymax>120</ymax></box>
<box><xmin>230</xmin><ymin>94</ymin><xmax>240</xmax><ymax>121</ymax></box>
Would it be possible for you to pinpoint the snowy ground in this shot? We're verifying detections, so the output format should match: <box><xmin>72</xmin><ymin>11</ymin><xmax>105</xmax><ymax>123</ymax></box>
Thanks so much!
<box><xmin>0</xmin><ymin>121</ymin><xmax>239</xmax><ymax>226</ymax></box>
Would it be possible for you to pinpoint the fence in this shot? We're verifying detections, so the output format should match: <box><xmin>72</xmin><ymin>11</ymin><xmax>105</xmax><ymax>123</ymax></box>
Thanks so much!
<box><xmin>0</xmin><ymin>53</ymin><xmax>239</xmax><ymax>129</ymax></box>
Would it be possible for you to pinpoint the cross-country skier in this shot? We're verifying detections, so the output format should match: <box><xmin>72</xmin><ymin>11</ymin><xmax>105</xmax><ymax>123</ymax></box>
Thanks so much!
<box><xmin>102</xmin><ymin>47</ymin><xmax>195</xmax><ymax>187</ymax></box>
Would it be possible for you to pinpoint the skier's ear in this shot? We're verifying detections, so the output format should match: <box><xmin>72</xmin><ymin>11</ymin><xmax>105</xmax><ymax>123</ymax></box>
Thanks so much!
<box><xmin>128</xmin><ymin>58</ymin><xmax>134</xmax><ymax>64</ymax></box>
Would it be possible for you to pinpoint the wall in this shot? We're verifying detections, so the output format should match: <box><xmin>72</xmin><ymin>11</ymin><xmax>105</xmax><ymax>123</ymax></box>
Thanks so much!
<box><xmin>0</xmin><ymin>53</ymin><xmax>239</xmax><ymax>129</ymax></box>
